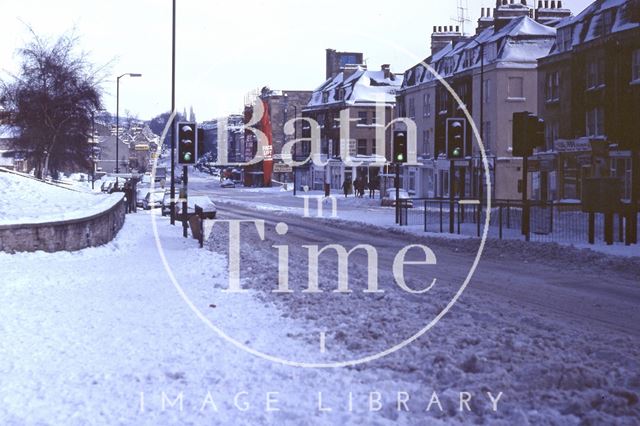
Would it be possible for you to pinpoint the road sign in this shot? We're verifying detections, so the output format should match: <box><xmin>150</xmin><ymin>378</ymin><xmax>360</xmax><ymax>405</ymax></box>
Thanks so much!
<box><xmin>273</xmin><ymin>163</ymin><xmax>293</xmax><ymax>173</ymax></box>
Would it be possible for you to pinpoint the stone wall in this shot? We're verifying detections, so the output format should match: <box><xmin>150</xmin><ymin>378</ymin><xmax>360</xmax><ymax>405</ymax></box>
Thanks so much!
<box><xmin>0</xmin><ymin>195</ymin><xmax>126</xmax><ymax>253</ymax></box>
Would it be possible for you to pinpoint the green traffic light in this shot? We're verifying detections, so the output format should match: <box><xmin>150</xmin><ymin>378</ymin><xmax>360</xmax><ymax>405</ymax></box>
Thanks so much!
<box><xmin>453</xmin><ymin>147</ymin><xmax>461</xmax><ymax>157</ymax></box>
<box><xmin>183</xmin><ymin>152</ymin><xmax>192</xmax><ymax>162</ymax></box>
<box><xmin>397</xmin><ymin>154</ymin><xmax>404</xmax><ymax>161</ymax></box>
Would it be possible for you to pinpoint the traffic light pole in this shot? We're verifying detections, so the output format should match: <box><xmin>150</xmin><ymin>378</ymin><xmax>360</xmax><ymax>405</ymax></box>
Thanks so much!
<box><xmin>182</xmin><ymin>165</ymin><xmax>188</xmax><ymax>238</ymax></box>
<box><xmin>395</xmin><ymin>163</ymin><xmax>400</xmax><ymax>224</ymax></box>
<box><xmin>522</xmin><ymin>154</ymin><xmax>530</xmax><ymax>242</ymax></box>
<box><xmin>449</xmin><ymin>160</ymin><xmax>455</xmax><ymax>234</ymax></box>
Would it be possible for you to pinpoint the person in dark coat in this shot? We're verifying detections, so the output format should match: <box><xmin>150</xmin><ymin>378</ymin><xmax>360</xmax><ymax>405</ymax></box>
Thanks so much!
<box><xmin>341</xmin><ymin>179</ymin><xmax>351</xmax><ymax>197</ymax></box>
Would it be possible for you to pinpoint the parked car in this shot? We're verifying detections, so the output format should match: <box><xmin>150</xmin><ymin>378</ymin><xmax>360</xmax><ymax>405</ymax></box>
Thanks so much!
<box><xmin>381</xmin><ymin>189</ymin><xmax>413</xmax><ymax>207</ymax></box>
<box><xmin>176</xmin><ymin>196</ymin><xmax>217</xmax><ymax>219</ymax></box>
<box><xmin>220</xmin><ymin>179</ymin><xmax>235</xmax><ymax>188</ymax></box>
<box><xmin>142</xmin><ymin>190</ymin><xmax>165</xmax><ymax>210</ymax></box>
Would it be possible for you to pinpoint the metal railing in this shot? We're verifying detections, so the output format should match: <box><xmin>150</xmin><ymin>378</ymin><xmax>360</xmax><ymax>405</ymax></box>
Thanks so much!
<box><xmin>399</xmin><ymin>198</ymin><xmax>639</xmax><ymax>245</ymax></box>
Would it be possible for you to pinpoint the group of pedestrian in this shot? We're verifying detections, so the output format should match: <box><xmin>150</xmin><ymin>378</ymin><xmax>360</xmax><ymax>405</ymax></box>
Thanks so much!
<box><xmin>342</xmin><ymin>176</ymin><xmax>380</xmax><ymax>198</ymax></box>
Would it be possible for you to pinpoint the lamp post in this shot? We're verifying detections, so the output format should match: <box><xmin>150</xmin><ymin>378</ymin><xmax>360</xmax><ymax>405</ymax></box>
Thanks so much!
<box><xmin>170</xmin><ymin>0</ymin><xmax>177</xmax><ymax>225</ymax></box>
<box><xmin>116</xmin><ymin>73</ymin><xmax>142</xmax><ymax>174</ymax></box>
<box><xmin>89</xmin><ymin>109</ymin><xmax>106</xmax><ymax>190</ymax></box>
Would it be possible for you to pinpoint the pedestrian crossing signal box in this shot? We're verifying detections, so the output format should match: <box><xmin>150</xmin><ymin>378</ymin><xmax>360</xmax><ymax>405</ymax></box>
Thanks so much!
<box><xmin>178</xmin><ymin>122</ymin><xmax>198</xmax><ymax>165</ymax></box>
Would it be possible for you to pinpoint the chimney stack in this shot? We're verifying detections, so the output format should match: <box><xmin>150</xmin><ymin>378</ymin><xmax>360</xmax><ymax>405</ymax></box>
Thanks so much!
<box><xmin>535</xmin><ymin>0</ymin><xmax>571</xmax><ymax>23</ymax></box>
<box><xmin>431</xmin><ymin>25</ymin><xmax>463</xmax><ymax>55</ymax></box>
<box><xmin>381</xmin><ymin>64</ymin><xmax>391</xmax><ymax>79</ymax></box>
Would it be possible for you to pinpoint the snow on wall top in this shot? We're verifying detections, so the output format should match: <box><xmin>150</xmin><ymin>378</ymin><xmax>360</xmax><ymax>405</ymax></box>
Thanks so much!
<box><xmin>0</xmin><ymin>170</ymin><xmax>123</xmax><ymax>226</ymax></box>
<box><xmin>307</xmin><ymin>66</ymin><xmax>403</xmax><ymax>108</ymax></box>
<box><xmin>402</xmin><ymin>16</ymin><xmax>556</xmax><ymax>91</ymax></box>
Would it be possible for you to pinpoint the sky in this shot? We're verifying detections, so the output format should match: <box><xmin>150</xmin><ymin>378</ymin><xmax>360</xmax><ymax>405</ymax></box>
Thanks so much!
<box><xmin>0</xmin><ymin>0</ymin><xmax>594</xmax><ymax>121</ymax></box>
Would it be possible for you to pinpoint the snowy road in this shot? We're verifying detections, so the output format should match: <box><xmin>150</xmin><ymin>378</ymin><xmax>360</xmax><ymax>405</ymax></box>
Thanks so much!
<box><xmin>206</xmin><ymin>199</ymin><xmax>640</xmax><ymax>424</ymax></box>
<box><xmin>1</xmin><ymin>192</ymin><xmax>639</xmax><ymax>424</ymax></box>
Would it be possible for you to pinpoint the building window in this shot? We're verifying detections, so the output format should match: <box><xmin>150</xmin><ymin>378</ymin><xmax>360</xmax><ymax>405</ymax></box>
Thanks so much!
<box><xmin>586</xmin><ymin>106</ymin><xmax>605</xmax><ymax>137</ymax></box>
<box><xmin>482</xmin><ymin>79</ymin><xmax>490</xmax><ymax>104</ymax></box>
<box><xmin>322</xmin><ymin>92</ymin><xmax>329</xmax><ymax>103</ymax></box>
<box><xmin>357</xmin><ymin>139</ymin><xmax>367</xmax><ymax>155</ymax></box>
<box><xmin>408</xmin><ymin>170</ymin><xmax>416</xmax><ymax>193</ymax></box>
<box><xmin>438</xmin><ymin>92</ymin><xmax>448</xmax><ymax>114</ymax></box>
<box><xmin>357</xmin><ymin>111</ymin><xmax>368</xmax><ymax>125</ymax></box>
<box><xmin>422</xmin><ymin>130</ymin><xmax>431</xmax><ymax>157</ymax></box>
<box><xmin>456</xmin><ymin>85</ymin><xmax>468</xmax><ymax>110</ymax></box>
<box><xmin>482</xmin><ymin>121</ymin><xmax>492</xmax><ymax>153</ymax></box>
<box><xmin>632</xmin><ymin>49</ymin><xmax>640</xmax><ymax>83</ymax></box>
<box><xmin>408</xmin><ymin>97</ymin><xmax>415</xmax><ymax>119</ymax></box>
<box><xmin>586</xmin><ymin>56</ymin><xmax>605</xmax><ymax>89</ymax></box>
<box><xmin>423</xmin><ymin>93</ymin><xmax>431</xmax><ymax>117</ymax></box>
<box><xmin>545</xmin><ymin>121</ymin><xmax>559</xmax><ymax>148</ymax></box>
<box><xmin>557</xmin><ymin>27</ymin><xmax>572</xmax><ymax>52</ymax></box>
<box><xmin>507</xmin><ymin>77</ymin><xmax>524</xmax><ymax>99</ymax></box>
<box><xmin>545</xmin><ymin>71</ymin><xmax>560</xmax><ymax>102</ymax></box>
<box><xmin>596</xmin><ymin>10</ymin><xmax>614</xmax><ymax>37</ymax></box>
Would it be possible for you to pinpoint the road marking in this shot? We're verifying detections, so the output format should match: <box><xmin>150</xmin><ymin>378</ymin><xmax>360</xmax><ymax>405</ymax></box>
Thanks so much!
<box><xmin>320</xmin><ymin>331</ymin><xmax>326</xmax><ymax>353</ymax></box>
<box><xmin>458</xmin><ymin>200</ymin><xmax>481</xmax><ymax>205</ymax></box>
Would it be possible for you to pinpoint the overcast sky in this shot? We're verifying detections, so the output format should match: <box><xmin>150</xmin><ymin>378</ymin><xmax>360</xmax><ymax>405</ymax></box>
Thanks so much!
<box><xmin>1</xmin><ymin>0</ymin><xmax>593</xmax><ymax>121</ymax></box>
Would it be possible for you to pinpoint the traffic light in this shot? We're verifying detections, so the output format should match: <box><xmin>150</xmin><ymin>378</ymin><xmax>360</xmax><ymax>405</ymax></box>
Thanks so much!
<box><xmin>393</xmin><ymin>131</ymin><xmax>408</xmax><ymax>163</ymax></box>
<box><xmin>178</xmin><ymin>122</ymin><xmax>197</xmax><ymax>165</ymax></box>
<box><xmin>446</xmin><ymin>118</ymin><xmax>466</xmax><ymax>159</ymax></box>
<box><xmin>512</xmin><ymin>112</ymin><xmax>545</xmax><ymax>157</ymax></box>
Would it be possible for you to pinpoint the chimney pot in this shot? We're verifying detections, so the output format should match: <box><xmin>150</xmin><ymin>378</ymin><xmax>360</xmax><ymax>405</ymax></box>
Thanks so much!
<box><xmin>456</xmin><ymin>25</ymin><xmax>460</xmax><ymax>32</ymax></box>
<box><xmin>544</xmin><ymin>0</ymin><xmax>549</xmax><ymax>7</ymax></box>
<box><xmin>538</xmin><ymin>0</ymin><xmax>542</xmax><ymax>7</ymax></box>
<box><xmin>521</xmin><ymin>0</ymin><xmax>526</xmax><ymax>5</ymax></box>
<box><xmin>438</xmin><ymin>26</ymin><xmax>442</xmax><ymax>32</ymax></box>
<box><xmin>481</xmin><ymin>8</ymin><xmax>485</xmax><ymax>17</ymax></box>
<box><xmin>558</xmin><ymin>0</ymin><xmax>562</xmax><ymax>7</ymax></box>
<box><xmin>551</xmin><ymin>0</ymin><xmax>555</xmax><ymax>8</ymax></box>
<box><xmin>433</xmin><ymin>26</ymin><xmax>437</xmax><ymax>32</ymax></box>
<box><xmin>510</xmin><ymin>0</ymin><xmax>515</xmax><ymax>4</ymax></box>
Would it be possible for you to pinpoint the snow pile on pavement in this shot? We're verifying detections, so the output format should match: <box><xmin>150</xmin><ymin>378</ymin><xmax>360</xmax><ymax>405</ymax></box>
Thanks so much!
<box><xmin>0</xmin><ymin>169</ymin><xmax>122</xmax><ymax>226</ymax></box>
<box><xmin>0</xmin><ymin>212</ymin><xmax>434</xmax><ymax>425</ymax></box>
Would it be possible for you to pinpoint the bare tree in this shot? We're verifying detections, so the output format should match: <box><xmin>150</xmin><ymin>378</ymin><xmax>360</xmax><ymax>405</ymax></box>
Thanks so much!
<box><xmin>0</xmin><ymin>28</ymin><xmax>106</xmax><ymax>179</ymax></box>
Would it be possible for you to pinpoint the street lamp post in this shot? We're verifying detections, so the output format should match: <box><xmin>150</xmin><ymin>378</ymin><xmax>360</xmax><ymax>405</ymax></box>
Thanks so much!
<box><xmin>90</xmin><ymin>110</ymin><xmax>96</xmax><ymax>189</ymax></box>
<box><xmin>116</xmin><ymin>73</ymin><xmax>142</xmax><ymax>174</ymax></box>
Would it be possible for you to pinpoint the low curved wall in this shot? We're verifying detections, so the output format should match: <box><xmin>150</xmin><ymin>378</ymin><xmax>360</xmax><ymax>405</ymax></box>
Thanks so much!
<box><xmin>0</xmin><ymin>195</ymin><xmax>126</xmax><ymax>253</ymax></box>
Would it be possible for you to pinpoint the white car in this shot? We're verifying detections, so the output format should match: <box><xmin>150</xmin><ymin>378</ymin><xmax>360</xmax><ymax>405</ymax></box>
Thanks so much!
<box><xmin>220</xmin><ymin>179</ymin><xmax>235</xmax><ymax>188</ymax></box>
<box><xmin>143</xmin><ymin>190</ymin><xmax>165</xmax><ymax>210</ymax></box>
<box><xmin>176</xmin><ymin>196</ymin><xmax>217</xmax><ymax>219</ymax></box>
<box><xmin>381</xmin><ymin>189</ymin><xmax>414</xmax><ymax>207</ymax></box>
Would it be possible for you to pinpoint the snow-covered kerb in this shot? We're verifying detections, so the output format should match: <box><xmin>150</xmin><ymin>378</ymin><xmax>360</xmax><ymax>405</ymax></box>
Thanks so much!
<box><xmin>0</xmin><ymin>169</ymin><xmax>126</xmax><ymax>253</ymax></box>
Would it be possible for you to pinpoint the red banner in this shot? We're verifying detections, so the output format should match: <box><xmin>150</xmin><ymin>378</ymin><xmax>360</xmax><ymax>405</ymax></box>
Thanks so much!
<box><xmin>261</xmin><ymin>99</ymin><xmax>273</xmax><ymax>186</ymax></box>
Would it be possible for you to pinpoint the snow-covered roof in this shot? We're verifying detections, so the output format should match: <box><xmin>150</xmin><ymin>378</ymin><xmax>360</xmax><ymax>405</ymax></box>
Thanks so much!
<box><xmin>402</xmin><ymin>16</ymin><xmax>556</xmax><ymax>90</ymax></box>
<box><xmin>552</xmin><ymin>0</ymin><xmax>639</xmax><ymax>54</ymax></box>
<box><xmin>306</xmin><ymin>66</ymin><xmax>403</xmax><ymax>109</ymax></box>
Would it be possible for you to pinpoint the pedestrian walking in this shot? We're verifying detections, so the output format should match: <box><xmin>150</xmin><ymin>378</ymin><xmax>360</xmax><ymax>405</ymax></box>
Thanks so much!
<box><xmin>341</xmin><ymin>180</ymin><xmax>351</xmax><ymax>198</ymax></box>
